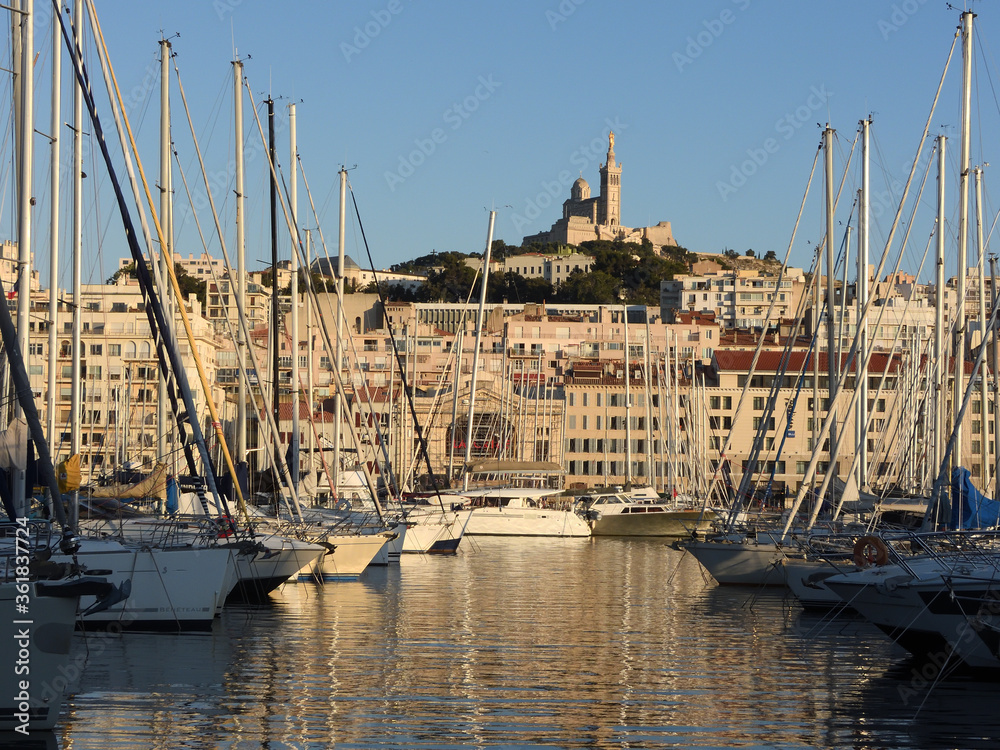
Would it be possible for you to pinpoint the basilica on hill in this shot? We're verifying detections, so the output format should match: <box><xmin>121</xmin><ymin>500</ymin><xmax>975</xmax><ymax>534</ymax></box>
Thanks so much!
<box><xmin>521</xmin><ymin>132</ymin><xmax>677</xmax><ymax>251</ymax></box>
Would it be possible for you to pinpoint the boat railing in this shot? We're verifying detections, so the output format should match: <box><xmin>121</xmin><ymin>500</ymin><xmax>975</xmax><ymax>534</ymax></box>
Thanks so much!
<box><xmin>0</xmin><ymin>519</ymin><xmax>71</xmax><ymax>582</ymax></box>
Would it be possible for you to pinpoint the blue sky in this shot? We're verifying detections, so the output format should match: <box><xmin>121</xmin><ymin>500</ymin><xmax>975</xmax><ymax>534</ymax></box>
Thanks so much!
<box><xmin>7</xmin><ymin>1</ymin><xmax>1000</xmax><ymax>288</ymax></box>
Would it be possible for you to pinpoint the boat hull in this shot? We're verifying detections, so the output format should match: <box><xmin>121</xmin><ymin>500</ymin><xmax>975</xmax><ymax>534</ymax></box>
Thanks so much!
<box><xmin>229</xmin><ymin>536</ymin><xmax>325</xmax><ymax>601</ymax></box>
<box><xmin>298</xmin><ymin>532</ymin><xmax>395</xmax><ymax>581</ymax></box>
<box><xmin>401</xmin><ymin>510</ymin><xmax>469</xmax><ymax>554</ymax></box>
<box><xmin>53</xmin><ymin>540</ymin><xmax>237</xmax><ymax>631</ymax></box>
<box><xmin>0</xmin><ymin>582</ymin><xmax>78</xmax><ymax>731</ymax></box>
<box><xmin>590</xmin><ymin>509</ymin><xmax>714</xmax><ymax>537</ymax></box>
<box><xmin>682</xmin><ymin>538</ymin><xmax>787</xmax><ymax>586</ymax></box>
<box><xmin>464</xmin><ymin>508</ymin><xmax>591</xmax><ymax>537</ymax></box>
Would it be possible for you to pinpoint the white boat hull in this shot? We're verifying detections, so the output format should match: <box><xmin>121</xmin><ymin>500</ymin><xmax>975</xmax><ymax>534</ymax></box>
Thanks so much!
<box><xmin>298</xmin><ymin>532</ymin><xmax>395</xmax><ymax>581</ymax></box>
<box><xmin>464</xmin><ymin>508</ymin><xmax>591</xmax><ymax>537</ymax></box>
<box><xmin>590</xmin><ymin>509</ymin><xmax>715</xmax><ymax>537</ymax></box>
<box><xmin>682</xmin><ymin>538</ymin><xmax>787</xmax><ymax>586</ymax></box>
<box><xmin>0</xmin><ymin>582</ymin><xmax>78</xmax><ymax>731</ymax></box>
<box><xmin>53</xmin><ymin>539</ymin><xmax>237</xmax><ymax>631</ymax></box>
<box><xmin>400</xmin><ymin>509</ymin><xmax>470</xmax><ymax>554</ymax></box>
<box><xmin>230</xmin><ymin>535</ymin><xmax>326</xmax><ymax>599</ymax></box>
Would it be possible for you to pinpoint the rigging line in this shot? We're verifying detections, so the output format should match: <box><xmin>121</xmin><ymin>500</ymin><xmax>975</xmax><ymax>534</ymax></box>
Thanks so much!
<box><xmin>398</xmin><ymin>266</ymin><xmax>480</xmax><ymax>491</ymax></box>
<box><xmin>295</xmin><ymin>153</ymin><xmax>467</xmax><ymax>496</ymax></box>
<box><xmin>240</xmin><ymin>78</ymin><xmax>380</xmax><ymax>518</ymax></box>
<box><xmin>177</xmin><ymin>69</ymin><xmax>229</xmax><ymax>203</ymax></box>
<box><xmin>70</xmin><ymin>0</ymin><xmax>224</xmax><ymax>519</ymax></box>
<box><xmin>348</xmin><ymin>185</ymin><xmax>444</xmax><ymax>500</ymax></box>
<box><xmin>818</xmin><ymin>129</ymin><xmax>938</xmax><ymax>525</ymax></box>
<box><xmin>704</xmin><ymin>144</ymin><xmax>820</xmax><ymax>517</ymax></box>
<box><xmin>972</xmin><ymin>27</ymin><xmax>991</xmax><ymax>173</ymax></box>
<box><xmin>731</xmin><ymin>244</ymin><xmax>822</xmax><ymax>519</ymax></box>
<box><xmin>321</xmin><ymin>304</ymin><xmax>398</xmax><ymax>500</ymax></box>
<box><xmin>843</xmin><ymin>220</ymin><xmax>936</xmax><ymax>504</ymax></box>
<box><xmin>88</xmin><ymin>10</ymin><xmax>246</xmax><ymax>523</ymax></box>
<box><xmin>170</xmin><ymin>56</ymin><xmax>309</xmax><ymax>520</ymax></box>
<box><xmin>784</xmin><ymin>29</ymin><xmax>959</xmax><ymax>537</ymax></box>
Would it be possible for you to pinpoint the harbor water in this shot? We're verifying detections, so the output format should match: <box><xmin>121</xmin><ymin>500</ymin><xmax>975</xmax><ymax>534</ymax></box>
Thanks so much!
<box><xmin>42</xmin><ymin>537</ymin><xmax>1000</xmax><ymax>749</ymax></box>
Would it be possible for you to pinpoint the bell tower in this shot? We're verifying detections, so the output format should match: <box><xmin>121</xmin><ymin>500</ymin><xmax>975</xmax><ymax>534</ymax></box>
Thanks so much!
<box><xmin>598</xmin><ymin>131</ymin><xmax>621</xmax><ymax>226</ymax></box>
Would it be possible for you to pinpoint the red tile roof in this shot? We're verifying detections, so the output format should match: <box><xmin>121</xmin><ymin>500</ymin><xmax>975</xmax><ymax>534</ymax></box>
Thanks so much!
<box><xmin>713</xmin><ymin>349</ymin><xmax>906</xmax><ymax>374</ymax></box>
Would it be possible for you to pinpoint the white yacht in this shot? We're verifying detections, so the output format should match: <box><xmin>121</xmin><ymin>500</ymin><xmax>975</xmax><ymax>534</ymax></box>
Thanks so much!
<box><xmin>452</xmin><ymin>488</ymin><xmax>590</xmax><ymax>537</ymax></box>
<box><xmin>577</xmin><ymin>491</ymin><xmax>716</xmax><ymax>537</ymax></box>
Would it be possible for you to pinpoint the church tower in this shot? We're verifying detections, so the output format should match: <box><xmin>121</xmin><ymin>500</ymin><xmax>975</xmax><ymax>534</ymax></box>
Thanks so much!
<box><xmin>598</xmin><ymin>131</ymin><xmax>621</xmax><ymax>226</ymax></box>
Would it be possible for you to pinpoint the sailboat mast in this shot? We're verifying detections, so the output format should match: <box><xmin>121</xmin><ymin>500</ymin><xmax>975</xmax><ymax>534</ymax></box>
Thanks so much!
<box><xmin>70</xmin><ymin>0</ymin><xmax>82</xmax><ymax>519</ymax></box>
<box><xmin>267</xmin><ymin>97</ymin><xmax>281</xmax><ymax>476</ymax></box>
<box><xmin>289</xmin><ymin>102</ymin><xmax>299</xmax><ymax>491</ymax></box>
<box><xmin>448</xmin><ymin>327</ymin><xmax>462</xmax><ymax>480</ymax></box>
<box><xmin>823</xmin><ymin>125</ymin><xmax>837</xmax><ymax>484</ymax></box>
<box><xmin>975</xmin><ymin>167</ymin><xmax>990</xmax><ymax>490</ymax></box>
<box><xmin>644</xmin><ymin>318</ymin><xmax>654</xmax><ymax>489</ymax></box>
<box><xmin>157</xmin><ymin>37</ymin><xmax>171</xmax><ymax>468</ymax></box>
<box><xmin>934</xmin><ymin>135</ymin><xmax>947</xmax><ymax>482</ymax></box>
<box><xmin>954</xmin><ymin>10</ymin><xmax>974</xmax><ymax>478</ymax></box>
<box><xmin>46</xmin><ymin>9</ymin><xmax>60</xmax><ymax>456</ymax></box>
<box><xmin>622</xmin><ymin>300</ymin><xmax>632</xmax><ymax>487</ymax></box>
<box><xmin>305</xmin><ymin>229</ymin><xmax>313</xmax><ymax>484</ymax></box>
<box><xmin>333</xmin><ymin>167</ymin><xmax>346</xmax><ymax>493</ymax></box>
<box><xmin>857</xmin><ymin>117</ymin><xmax>870</xmax><ymax>489</ymax></box>
<box><xmin>461</xmin><ymin>209</ymin><xmax>496</xmax><ymax>492</ymax></box>
<box><xmin>12</xmin><ymin>0</ymin><xmax>32</xmax><ymax>512</ymax></box>
<box><xmin>234</xmin><ymin>58</ymin><xmax>247</xmax><ymax>467</ymax></box>
<box><xmin>991</xmin><ymin>254</ymin><xmax>1000</xmax><ymax>501</ymax></box>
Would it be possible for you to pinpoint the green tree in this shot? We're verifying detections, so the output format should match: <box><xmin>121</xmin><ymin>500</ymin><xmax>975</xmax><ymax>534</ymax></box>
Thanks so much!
<box><xmin>416</xmin><ymin>254</ymin><xmax>479</xmax><ymax>302</ymax></box>
<box><xmin>173</xmin><ymin>263</ymin><xmax>207</xmax><ymax>306</ymax></box>
<box><xmin>106</xmin><ymin>262</ymin><xmax>136</xmax><ymax>285</ymax></box>
<box><xmin>487</xmin><ymin>271</ymin><xmax>553</xmax><ymax>304</ymax></box>
<box><xmin>553</xmin><ymin>269</ymin><xmax>619</xmax><ymax>304</ymax></box>
<box><xmin>391</xmin><ymin>250</ymin><xmax>470</xmax><ymax>275</ymax></box>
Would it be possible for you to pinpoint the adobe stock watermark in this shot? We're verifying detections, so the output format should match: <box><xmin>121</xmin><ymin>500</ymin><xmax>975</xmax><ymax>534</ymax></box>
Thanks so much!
<box><xmin>716</xmin><ymin>85</ymin><xmax>832</xmax><ymax>202</ymax></box>
<box><xmin>174</xmin><ymin>106</ymin><xmax>289</xmax><ymax>229</ymax></box>
<box><xmin>510</xmin><ymin>117</ymin><xmax>627</xmax><ymax>234</ymax></box>
<box><xmin>878</xmin><ymin>0</ymin><xmax>929</xmax><ymax>41</ymax></box>
<box><xmin>897</xmin><ymin>589</ymin><xmax>1000</xmax><ymax>706</ymax></box>
<box><xmin>673</xmin><ymin>0</ymin><xmax>752</xmax><ymax>73</ymax></box>
<box><xmin>341</xmin><ymin>0</ymin><xmax>405</xmax><ymax>64</ymax></box>
<box><xmin>214</xmin><ymin>0</ymin><xmax>244</xmax><ymax>21</ymax></box>
<box><xmin>546</xmin><ymin>0</ymin><xmax>586</xmax><ymax>31</ymax></box>
<box><xmin>384</xmin><ymin>75</ymin><xmax>501</xmax><ymax>193</ymax></box>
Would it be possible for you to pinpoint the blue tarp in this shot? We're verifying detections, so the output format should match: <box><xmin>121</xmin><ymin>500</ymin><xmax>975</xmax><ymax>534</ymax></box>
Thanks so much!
<box><xmin>166</xmin><ymin>476</ymin><xmax>178</xmax><ymax>515</ymax></box>
<box><xmin>951</xmin><ymin>466</ymin><xmax>1000</xmax><ymax>529</ymax></box>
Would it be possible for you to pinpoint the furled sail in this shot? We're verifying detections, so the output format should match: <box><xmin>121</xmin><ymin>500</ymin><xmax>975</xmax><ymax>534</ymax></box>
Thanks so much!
<box><xmin>89</xmin><ymin>463</ymin><xmax>168</xmax><ymax>501</ymax></box>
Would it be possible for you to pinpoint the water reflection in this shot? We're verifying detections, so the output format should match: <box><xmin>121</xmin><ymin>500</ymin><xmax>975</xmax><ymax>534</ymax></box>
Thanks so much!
<box><xmin>52</xmin><ymin>538</ymin><xmax>1000</xmax><ymax>748</ymax></box>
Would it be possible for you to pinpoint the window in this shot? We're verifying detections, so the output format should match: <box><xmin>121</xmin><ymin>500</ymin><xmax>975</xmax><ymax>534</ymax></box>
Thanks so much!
<box><xmin>752</xmin><ymin>417</ymin><xmax>776</xmax><ymax>431</ymax></box>
<box><xmin>753</xmin><ymin>396</ymin><xmax>765</xmax><ymax>410</ymax></box>
<box><xmin>109</xmin><ymin>344</ymin><xmax>122</xmax><ymax>356</ymax></box>
<box><xmin>90</xmin><ymin>344</ymin><xmax>102</xmax><ymax>356</ymax></box>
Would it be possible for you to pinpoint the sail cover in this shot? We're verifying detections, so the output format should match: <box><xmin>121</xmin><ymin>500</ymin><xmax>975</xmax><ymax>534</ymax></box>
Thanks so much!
<box><xmin>950</xmin><ymin>466</ymin><xmax>1000</xmax><ymax>529</ymax></box>
<box><xmin>0</xmin><ymin>418</ymin><xmax>27</xmax><ymax>471</ymax></box>
<box><xmin>89</xmin><ymin>462</ymin><xmax>169</xmax><ymax>502</ymax></box>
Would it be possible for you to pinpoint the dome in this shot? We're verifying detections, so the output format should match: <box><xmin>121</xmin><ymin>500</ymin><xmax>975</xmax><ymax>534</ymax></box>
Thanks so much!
<box><xmin>571</xmin><ymin>177</ymin><xmax>590</xmax><ymax>201</ymax></box>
